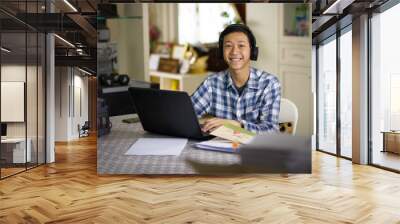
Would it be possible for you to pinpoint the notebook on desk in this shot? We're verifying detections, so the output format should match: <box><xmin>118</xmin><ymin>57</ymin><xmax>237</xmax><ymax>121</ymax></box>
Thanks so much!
<box><xmin>193</xmin><ymin>138</ymin><xmax>239</xmax><ymax>153</ymax></box>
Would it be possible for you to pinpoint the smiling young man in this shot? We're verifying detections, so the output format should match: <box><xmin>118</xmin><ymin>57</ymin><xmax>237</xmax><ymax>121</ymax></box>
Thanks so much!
<box><xmin>191</xmin><ymin>24</ymin><xmax>281</xmax><ymax>133</ymax></box>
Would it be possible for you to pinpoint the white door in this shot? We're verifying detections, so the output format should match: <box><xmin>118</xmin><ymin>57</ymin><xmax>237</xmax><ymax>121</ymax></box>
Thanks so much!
<box><xmin>279</xmin><ymin>65</ymin><xmax>312</xmax><ymax>137</ymax></box>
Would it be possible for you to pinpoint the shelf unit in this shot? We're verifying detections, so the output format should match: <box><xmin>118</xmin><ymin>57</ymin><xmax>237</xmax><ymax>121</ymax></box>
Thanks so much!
<box><xmin>278</xmin><ymin>4</ymin><xmax>312</xmax><ymax>137</ymax></box>
<box><xmin>149</xmin><ymin>70</ymin><xmax>208</xmax><ymax>95</ymax></box>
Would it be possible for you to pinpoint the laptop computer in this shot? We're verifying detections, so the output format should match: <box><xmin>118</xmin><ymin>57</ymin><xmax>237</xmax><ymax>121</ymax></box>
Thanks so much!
<box><xmin>128</xmin><ymin>87</ymin><xmax>210</xmax><ymax>140</ymax></box>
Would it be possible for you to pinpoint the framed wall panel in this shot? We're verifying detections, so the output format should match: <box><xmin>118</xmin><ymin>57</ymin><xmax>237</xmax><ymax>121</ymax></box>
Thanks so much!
<box><xmin>1</xmin><ymin>82</ymin><xmax>25</xmax><ymax>122</ymax></box>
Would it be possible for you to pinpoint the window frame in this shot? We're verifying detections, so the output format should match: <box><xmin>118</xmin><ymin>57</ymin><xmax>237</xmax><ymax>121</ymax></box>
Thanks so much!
<box><xmin>368</xmin><ymin>0</ymin><xmax>400</xmax><ymax>173</ymax></box>
<box><xmin>315</xmin><ymin>23</ymin><xmax>353</xmax><ymax>161</ymax></box>
<box><xmin>0</xmin><ymin>1</ymin><xmax>47</xmax><ymax>180</ymax></box>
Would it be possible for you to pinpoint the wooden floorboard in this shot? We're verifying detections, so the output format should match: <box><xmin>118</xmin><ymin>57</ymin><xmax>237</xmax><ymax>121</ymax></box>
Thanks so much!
<box><xmin>372</xmin><ymin>151</ymin><xmax>400</xmax><ymax>171</ymax></box>
<box><xmin>1</xmin><ymin>135</ymin><xmax>400</xmax><ymax>223</ymax></box>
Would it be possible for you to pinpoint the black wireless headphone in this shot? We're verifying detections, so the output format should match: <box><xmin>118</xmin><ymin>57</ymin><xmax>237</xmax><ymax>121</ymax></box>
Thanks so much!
<box><xmin>218</xmin><ymin>23</ymin><xmax>259</xmax><ymax>61</ymax></box>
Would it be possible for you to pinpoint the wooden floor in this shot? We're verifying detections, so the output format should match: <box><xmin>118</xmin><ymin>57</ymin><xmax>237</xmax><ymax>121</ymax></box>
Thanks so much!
<box><xmin>1</xmin><ymin>167</ymin><xmax>26</xmax><ymax>178</ymax></box>
<box><xmin>1</xmin><ymin>135</ymin><xmax>400</xmax><ymax>223</ymax></box>
<box><xmin>1</xmin><ymin>163</ymin><xmax>46</xmax><ymax>178</ymax></box>
<box><xmin>373</xmin><ymin>151</ymin><xmax>400</xmax><ymax>171</ymax></box>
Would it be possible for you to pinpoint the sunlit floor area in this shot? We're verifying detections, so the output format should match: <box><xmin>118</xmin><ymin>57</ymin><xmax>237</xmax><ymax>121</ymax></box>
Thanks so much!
<box><xmin>373</xmin><ymin>150</ymin><xmax>400</xmax><ymax>171</ymax></box>
<box><xmin>341</xmin><ymin>148</ymin><xmax>352</xmax><ymax>159</ymax></box>
<box><xmin>0</xmin><ymin>135</ymin><xmax>400</xmax><ymax>223</ymax></box>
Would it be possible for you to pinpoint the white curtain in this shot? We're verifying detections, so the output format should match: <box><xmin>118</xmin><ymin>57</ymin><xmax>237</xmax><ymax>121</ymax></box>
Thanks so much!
<box><xmin>178</xmin><ymin>3</ymin><xmax>238</xmax><ymax>44</ymax></box>
<box><xmin>149</xmin><ymin>4</ymin><xmax>178</xmax><ymax>43</ymax></box>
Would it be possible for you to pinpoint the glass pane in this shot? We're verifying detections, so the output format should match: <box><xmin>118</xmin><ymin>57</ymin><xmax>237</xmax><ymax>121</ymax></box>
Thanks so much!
<box><xmin>0</xmin><ymin>1</ymin><xmax>46</xmax><ymax>178</ymax></box>
<box><xmin>1</xmin><ymin>25</ymin><xmax>28</xmax><ymax>177</ymax></box>
<box><xmin>340</xmin><ymin>29</ymin><xmax>352</xmax><ymax>158</ymax></box>
<box><xmin>371</xmin><ymin>3</ymin><xmax>400</xmax><ymax>171</ymax></box>
<box><xmin>27</xmin><ymin>31</ymin><xmax>38</xmax><ymax>169</ymax></box>
<box><xmin>318</xmin><ymin>37</ymin><xmax>337</xmax><ymax>154</ymax></box>
<box><xmin>38</xmin><ymin>32</ymin><xmax>45</xmax><ymax>165</ymax></box>
<box><xmin>26</xmin><ymin>0</ymin><xmax>40</xmax><ymax>168</ymax></box>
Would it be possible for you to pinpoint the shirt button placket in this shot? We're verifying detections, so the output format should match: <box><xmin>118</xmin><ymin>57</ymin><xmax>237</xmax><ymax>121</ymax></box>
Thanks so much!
<box><xmin>236</xmin><ymin>97</ymin><xmax>241</xmax><ymax>119</ymax></box>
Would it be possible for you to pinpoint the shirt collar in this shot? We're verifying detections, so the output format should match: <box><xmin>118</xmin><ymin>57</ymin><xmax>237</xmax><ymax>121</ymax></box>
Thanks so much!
<box><xmin>225</xmin><ymin>68</ymin><xmax>259</xmax><ymax>90</ymax></box>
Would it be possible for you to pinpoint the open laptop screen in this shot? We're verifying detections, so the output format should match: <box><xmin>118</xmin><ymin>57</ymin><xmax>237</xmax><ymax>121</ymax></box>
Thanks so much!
<box><xmin>128</xmin><ymin>87</ymin><xmax>208</xmax><ymax>140</ymax></box>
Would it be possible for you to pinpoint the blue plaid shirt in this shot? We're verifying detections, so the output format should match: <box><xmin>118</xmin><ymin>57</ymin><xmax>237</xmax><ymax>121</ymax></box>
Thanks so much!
<box><xmin>191</xmin><ymin>67</ymin><xmax>281</xmax><ymax>133</ymax></box>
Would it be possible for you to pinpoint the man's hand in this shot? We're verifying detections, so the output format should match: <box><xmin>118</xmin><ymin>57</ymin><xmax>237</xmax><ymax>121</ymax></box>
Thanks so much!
<box><xmin>202</xmin><ymin>117</ymin><xmax>241</xmax><ymax>132</ymax></box>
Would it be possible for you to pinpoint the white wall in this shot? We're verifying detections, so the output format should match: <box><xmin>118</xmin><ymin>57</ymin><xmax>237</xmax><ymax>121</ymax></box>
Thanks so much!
<box><xmin>72</xmin><ymin>74</ymin><xmax>89</xmax><ymax>138</ymax></box>
<box><xmin>55</xmin><ymin>67</ymin><xmax>89</xmax><ymax>141</ymax></box>
<box><xmin>1</xmin><ymin>64</ymin><xmax>46</xmax><ymax>164</ymax></box>
<box><xmin>246</xmin><ymin>4</ymin><xmax>313</xmax><ymax>137</ymax></box>
<box><xmin>312</xmin><ymin>45</ymin><xmax>317</xmax><ymax>150</ymax></box>
<box><xmin>107</xmin><ymin>4</ymin><xmax>149</xmax><ymax>82</ymax></box>
<box><xmin>1</xmin><ymin>65</ymin><xmax>26</xmax><ymax>139</ymax></box>
<box><xmin>1</xmin><ymin>65</ymin><xmax>38</xmax><ymax>137</ymax></box>
<box><xmin>246</xmin><ymin>4</ymin><xmax>280</xmax><ymax>76</ymax></box>
<box><xmin>1</xmin><ymin>82</ymin><xmax>25</xmax><ymax>122</ymax></box>
<box><xmin>55</xmin><ymin>67</ymin><xmax>69</xmax><ymax>141</ymax></box>
<box><xmin>75</xmin><ymin>75</ymin><xmax>89</xmax><ymax>124</ymax></box>
<box><xmin>1</xmin><ymin>65</ymin><xmax>26</xmax><ymax>81</ymax></box>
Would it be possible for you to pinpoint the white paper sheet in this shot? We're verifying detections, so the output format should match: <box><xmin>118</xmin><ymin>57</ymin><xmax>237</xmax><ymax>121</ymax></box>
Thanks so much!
<box><xmin>125</xmin><ymin>138</ymin><xmax>188</xmax><ymax>156</ymax></box>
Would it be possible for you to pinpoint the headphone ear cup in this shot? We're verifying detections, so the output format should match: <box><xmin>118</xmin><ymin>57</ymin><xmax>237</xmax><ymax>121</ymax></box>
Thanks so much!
<box><xmin>251</xmin><ymin>46</ymin><xmax>259</xmax><ymax>61</ymax></box>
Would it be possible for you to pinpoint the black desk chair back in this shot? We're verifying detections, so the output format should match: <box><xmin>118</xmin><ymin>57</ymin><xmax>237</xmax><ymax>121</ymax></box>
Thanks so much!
<box><xmin>79</xmin><ymin>121</ymin><xmax>90</xmax><ymax>138</ymax></box>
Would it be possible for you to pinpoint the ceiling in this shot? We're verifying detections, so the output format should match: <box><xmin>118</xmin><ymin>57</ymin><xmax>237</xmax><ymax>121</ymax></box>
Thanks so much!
<box><xmin>0</xmin><ymin>0</ymin><xmax>97</xmax><ymax>73</ymax></box>
<box><xmin>311</xmin><ymin>0</ymin><xmax>390</xmax><ymax>43</ymax></box>
<box><xmin>1</xmin><ymin>0</ymin><xmax>395</xmax><ymax>74</ymax></box>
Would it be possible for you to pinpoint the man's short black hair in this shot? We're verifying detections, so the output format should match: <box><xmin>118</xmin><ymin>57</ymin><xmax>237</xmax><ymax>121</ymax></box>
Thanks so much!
<box><xmin>218</xmin><ymin>23</ymin><xmax>258</xmax><ymax>61</ymax></box>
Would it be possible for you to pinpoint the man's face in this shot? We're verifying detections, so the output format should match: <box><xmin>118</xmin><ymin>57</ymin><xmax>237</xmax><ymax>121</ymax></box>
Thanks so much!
<box><xmin>223</xmin><ymin>31</ymin><xmax>251</xmax><ymax>72</ymax></box>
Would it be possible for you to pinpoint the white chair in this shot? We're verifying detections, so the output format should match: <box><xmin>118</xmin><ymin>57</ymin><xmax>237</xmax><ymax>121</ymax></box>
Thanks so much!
<box><xmin>278</xmin><ymin>98</ymin><xmax>298</xmax><ymax>135</ymax></box>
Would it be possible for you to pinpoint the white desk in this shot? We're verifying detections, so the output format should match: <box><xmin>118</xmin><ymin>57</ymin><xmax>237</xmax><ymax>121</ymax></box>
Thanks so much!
<box><xmin>1</xmin><ymin>138</ymin><xmax>31</xmax><ymax>163</ymax></box>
